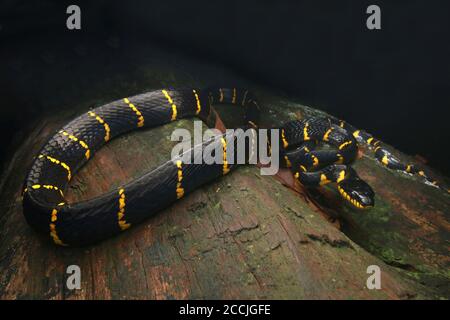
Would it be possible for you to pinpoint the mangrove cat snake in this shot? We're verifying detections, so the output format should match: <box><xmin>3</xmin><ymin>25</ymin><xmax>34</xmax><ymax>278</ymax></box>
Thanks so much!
<box><xmin>22</xmin><ymin>88</ymin><xmax>446</xmax><ymax>246</ymax></box>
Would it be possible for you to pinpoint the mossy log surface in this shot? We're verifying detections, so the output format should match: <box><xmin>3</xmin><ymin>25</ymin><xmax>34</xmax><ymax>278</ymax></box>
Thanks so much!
<box><xmin>0</xmin><ymin>74</ymin><xmax>449</xmax><ymax>300</ymax></box>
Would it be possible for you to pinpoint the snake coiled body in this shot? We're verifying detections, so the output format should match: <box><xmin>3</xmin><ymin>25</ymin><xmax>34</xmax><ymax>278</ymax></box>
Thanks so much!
<box><xmin>23</xmin><ymin>88</ymin><xmax>446</xmax><ymax>246</ymax></box>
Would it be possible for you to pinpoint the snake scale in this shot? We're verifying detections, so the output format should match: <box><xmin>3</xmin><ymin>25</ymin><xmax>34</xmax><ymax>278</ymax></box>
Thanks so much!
<box><xmin>22</xmin><ymin>88</ymin><xmax>447</xmax><ymax>246</ymax></box>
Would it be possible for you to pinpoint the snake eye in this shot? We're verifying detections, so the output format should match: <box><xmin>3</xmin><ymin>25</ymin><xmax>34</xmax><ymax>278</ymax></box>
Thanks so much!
<box><xmin>338</xmin><ymin>178</ymin><xmax>375</xmax><ymax>209</ymax></box>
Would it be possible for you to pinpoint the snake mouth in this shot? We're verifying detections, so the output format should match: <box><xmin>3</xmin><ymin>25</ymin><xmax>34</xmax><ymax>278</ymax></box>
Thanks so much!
<box><xmin>337</xmin><ymin>179</ymin><xmax>375</xmax><ymax>209</ymax></box>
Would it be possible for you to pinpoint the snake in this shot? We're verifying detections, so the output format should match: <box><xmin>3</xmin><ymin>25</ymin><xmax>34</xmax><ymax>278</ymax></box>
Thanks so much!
<box><xmin>22</xmin><ymin>88</ymin><xmax>447</xmax><ymax>246</ymax></box>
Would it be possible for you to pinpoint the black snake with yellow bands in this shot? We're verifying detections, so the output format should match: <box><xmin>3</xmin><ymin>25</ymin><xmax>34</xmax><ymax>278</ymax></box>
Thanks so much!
<box><xmin>22</xmin><ymin>88</ymin><xmax>447</xmax><ymax>246</ymax></box>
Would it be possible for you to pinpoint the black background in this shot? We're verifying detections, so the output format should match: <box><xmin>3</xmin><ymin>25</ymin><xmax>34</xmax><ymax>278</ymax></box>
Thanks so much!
<box><xmin>0</xmin><ymin>0</ymin><xmax>449</xmax><ymax>175</ymax></box>
<box><xmin>0</xmin><ymin>299</ymin><xmax>442</xmax><ymax>317</ymax></box>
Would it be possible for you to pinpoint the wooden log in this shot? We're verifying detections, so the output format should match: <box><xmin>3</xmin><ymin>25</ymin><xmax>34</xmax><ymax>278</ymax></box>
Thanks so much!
<box><xmin>0</xmin><ymin>89</ymin><xmax>448</xmax><ymax>300</ymax></box>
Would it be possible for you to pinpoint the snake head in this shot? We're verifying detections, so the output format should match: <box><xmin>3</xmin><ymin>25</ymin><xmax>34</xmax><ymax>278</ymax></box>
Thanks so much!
<box><xmin>337</xmin><ymin>178</ymin><xmax>375</xmax><ymax>209</ymax></box>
